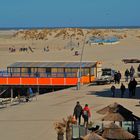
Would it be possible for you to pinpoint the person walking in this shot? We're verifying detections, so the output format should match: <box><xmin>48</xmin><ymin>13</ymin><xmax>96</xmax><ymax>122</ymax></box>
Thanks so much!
<box><xmin>117</xmin><ymin>71</ymin><xmax>121</xmax><ymax>84</ymax></box>
<box><xmin>120</xmin><ymin>83</ymin><xmax>126</xmax><ymax>98</ymax></box>
<box><xmin>137</xmin><ymin>64</ymin><xmax>140</xmax><ymax>77</ymax></box>
<box><xmin>125</xmin><ymin>69</ymin><xmax>130</xmax><ymax>82</ymax></box>
<box><xmin>73</xmin><ymin>101</ymin><xmax>83</xmax><ymax>125</ymax></box>
<box><xmin>111</xmin><ymin>85</ymin><xmax>116</xmax><ymax>97</ymax></box>
<box><xmin>131</xmin><ymin>78</ymin><xmax>137</xmax><ymax>97</ymax></box>
<box><xmin>130</xmin><ymin>66</ymin><xmax>135</xmax><ymax>79</ymax></box>
<box><xmin>114</xmin><ymin>72</ymin><xmax>117</xmax><ymax>84</ymax></box>
<box><xmin>128</xmin><ymin>80</ymin><xmax>133</xmax><ymax>98</ymax></box>
<box><xmin>137</xmin><ymin>64</ymin><xmax>140</xmax><ymax>72</ymax></box>
<box><xmin>82</xmin><ymin>104</ymin><xmax>91</xmax><ymax>128</ymax></box>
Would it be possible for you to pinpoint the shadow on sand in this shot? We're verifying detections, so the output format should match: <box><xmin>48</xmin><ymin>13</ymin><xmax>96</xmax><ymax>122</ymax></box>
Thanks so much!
<box><xmin>88</xmin><ymin>84</ymin><xmax>140</xmax><ymax>100</ymax></box>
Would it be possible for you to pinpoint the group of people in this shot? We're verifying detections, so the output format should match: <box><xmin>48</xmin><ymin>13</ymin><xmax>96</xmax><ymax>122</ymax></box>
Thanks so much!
<box><xmin>111</xmin><ymin>65</ymin><xmax>138</xmax><ymax>98</ymax></box>
<box><xmin>19</xmin><ymin>47</ymin><xmax>28</xmax><ymax>52</ymax></box>
<box><xmin>124</xmin><ymin>66</ymin><xmax>136</xmax><ymax>82</ymax></box>
<box><xmin>44</xmin><ymin>46</ymin><xmax>49</xmax><ymax>52</ymax></box>
<box><xmin>9</xmin><ymin>47</ymin><xmax>16</xmax><ymax>53</ymax></box>
<box><xmin>111</xmin><ymin>78</ymin><xmax>137</xmax><ymax>98</ymax></box>
<box><xmin>9</xmin><ymin>46</ymin><xmax>35</xmax><ymax>53</ymax></box>
<box><xmin>73</xmin><ymin>101</ymin><xmax>91</xmax><ymax>127</ymax></box>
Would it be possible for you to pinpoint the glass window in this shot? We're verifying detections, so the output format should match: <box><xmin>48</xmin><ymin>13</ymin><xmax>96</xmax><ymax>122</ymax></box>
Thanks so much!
<box><xmin>91</xmin><ymin>68</ymin><xmax>94</xmax><ymax>75</ymax></box>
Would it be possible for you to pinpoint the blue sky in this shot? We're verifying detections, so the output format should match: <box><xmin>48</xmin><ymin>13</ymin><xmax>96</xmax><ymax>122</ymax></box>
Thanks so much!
<box><xmin>0</xmin><ymin>0</ymin><xmax>140</xmax><ymax>27</ymax></box>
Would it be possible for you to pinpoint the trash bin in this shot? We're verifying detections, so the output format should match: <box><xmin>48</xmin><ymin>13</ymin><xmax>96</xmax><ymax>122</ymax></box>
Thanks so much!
<box><xmin>72</xmin><ymin>125</ymin><xmax>87</xmax><ymax>140</ymax></box>
<box><xmin>72</xmin><ymin>125</ymin><xmax>79</xmax><ymax>139</ymax></box>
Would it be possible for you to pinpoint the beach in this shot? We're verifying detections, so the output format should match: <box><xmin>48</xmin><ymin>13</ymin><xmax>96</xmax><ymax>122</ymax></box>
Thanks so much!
<box><xmin>0</xmin><ymin>84</ymin><xmax>140</xmax><ymax>140</ymax></box>
<box><xmin>0</xmin><ymin>28</ymin><xmax>140</xmax><ymax>72</ymax></box>
<box><xmin>0</xmin><ymin>28</ymin><xmax>140</xmax><ymax>139</ymax></box>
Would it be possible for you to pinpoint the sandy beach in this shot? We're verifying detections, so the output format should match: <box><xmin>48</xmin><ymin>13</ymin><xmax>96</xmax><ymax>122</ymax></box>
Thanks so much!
<box><xmin>0</xmin><ymin>28</ymin><xmax>140</xmax><ymax>139</ymax></box>
<box><xmin>0</xmin><ymin>84</ymin><xmax>140</xmax><ymax>140</ymax></box>
<box><xmin>0</xmin><ymin>28</ymin><xmax>140</xmax><ymax>72</ymax></box>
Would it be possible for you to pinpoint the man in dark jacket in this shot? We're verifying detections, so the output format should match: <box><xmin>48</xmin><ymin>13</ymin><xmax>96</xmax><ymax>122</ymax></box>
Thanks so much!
<box><xmin>132</xmin><ymin>78</ymin><xmax>137</xmax><ymax>96</ymax></box>
<box><xmin>120</xmin><ymin>83</ymin><xmax>126</xmax><ymax>98</ymax></box>
<box><xmin>117</xmin><ymin>71</ymin><xmax>121</xmax><ymax>84</ymax></box>
<box><xmin>73</xmin><ymin>101</ymin><xmax>83</xmax><ymax>125</ymax></box>
<box><xmin>125</xmin><ymin>69</ymin><xmax>130</xmax><ymax>82</ymax></box>
<box><xmin>128</xmin><ymin>80</ymin><xmax>133</xmax><ymax>98</ymax></box>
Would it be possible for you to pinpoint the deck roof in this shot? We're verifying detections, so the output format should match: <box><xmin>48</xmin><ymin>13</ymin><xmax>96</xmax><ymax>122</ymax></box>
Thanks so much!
<box><xmin>8</xmin><ymin>61</ymin><xmax>96</xmax><ymax>68</ymax></box>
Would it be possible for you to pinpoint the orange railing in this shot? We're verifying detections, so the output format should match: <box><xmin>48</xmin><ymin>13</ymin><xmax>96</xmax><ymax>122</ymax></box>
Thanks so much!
<box><xmin>0</xmin><ymin>77</ymin><xmax>79</xmax><ymax>86</ymax></box>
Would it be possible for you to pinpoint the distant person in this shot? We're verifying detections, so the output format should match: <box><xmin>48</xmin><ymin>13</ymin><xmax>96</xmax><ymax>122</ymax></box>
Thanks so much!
<box><xmin>138</xmin><ymin>64</ymin><xmax>140</xmax><ymax>72</ymax></box>
<box><xmin>75</xmin><ymin>51</ymin><xmax>79</xmax><ymax>56</ymax></box>
<box><xmin>78</xmin><ymin>42</ymin><xmax>79</xmax><ymax>46</ymax></box>
<box><xmin>137</xmin><ymin>64</ymin><xmax>140</xmax><ymax>77</ymax></box>
<box><xmin>130</xmin><ymin>66</ymin><xmax>135</xmax><ymax>79</ymax></box>
<box><xmin>117</xmin><ymin>71</ymin><xmax>121</xmax><ymax>84</ymax></box>
<box><xmin>111</xmin><ymin>85</ymin><xmax>116</xmax><ymax>97</ymax></box>
<box><xmin>114</xmin><ymin>72</ymin><xmax>118</xmax><ymax>84</ymax></box>
<box><xmin>125</xmin><ymin>69</ymin><xmax>130</xmax><ymax>82</ymax></box>
<box><xmin>25</xmin><ymin>91</ymin><xmax>30</xmax><ymax>102</ymax></box>
<box><xmin>120</xmin><ymin>83</ymin><xmax>126</xmax><ymax>98</ymax></box>
<box><xmin>73</xmin><ymin>101</ymin><xmax>83</xmax><ymax>125</ymax></box>
<box><xmin>132</xmin><ymin>78</ymin><xmax>137</xmax><ymax>96</ymax></box>
<box><xmin>82</xmin><ymin>104</ymin><xmax>91</xmax><ymax>127</ymax></box>
<box><xmin>128</xmin><ymin>80</ymin><xmax>133</xmax><ymax>98</ymax></box>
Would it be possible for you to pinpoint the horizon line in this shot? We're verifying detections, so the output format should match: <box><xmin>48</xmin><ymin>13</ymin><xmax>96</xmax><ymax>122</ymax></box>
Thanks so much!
<box><xmin>1</xmin><ymin>25</ymin><xmax>140</xmax><ymax>30</ymax></box>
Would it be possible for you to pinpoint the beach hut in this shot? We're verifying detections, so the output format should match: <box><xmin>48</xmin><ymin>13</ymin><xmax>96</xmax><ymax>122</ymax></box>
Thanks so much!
<box><xmin>102</xmin><ymin>122</ymin><xmax>135</xmax><ymax>140</ymax></box>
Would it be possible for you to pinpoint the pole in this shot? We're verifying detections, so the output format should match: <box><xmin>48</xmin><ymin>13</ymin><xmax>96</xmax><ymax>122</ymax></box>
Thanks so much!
<box><xmin>11</xmin><ymin>87</ymin><xmax>13</xmax><ymax>103</ymax></box>
<box><xmin>77</xmin><ymin>34</ymin><xmax>87</xmax><ymax>90</ymax></box>
<box><xmin>36</xmin><ymin>85</ymin><xmax>39</xmax><ymax>101</ymax></box>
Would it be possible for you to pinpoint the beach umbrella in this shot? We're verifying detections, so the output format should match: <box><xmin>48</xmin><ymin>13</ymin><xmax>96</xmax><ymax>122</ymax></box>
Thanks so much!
<box><xmin>96</xmin><ymin>102</ymin><xmax>119</xmax><ymax>115</ymax></box>
<box><xmin>81</xmin><ymin>132</ymin><xmax>106</xmax><ymax>140</ymax></box>
<box><xmin>97</xmin><ymin>102</ymin><xmax>140</xmax><ymax>121</ymax></box>
<box><xmin>102</xmin><ymin>122</ymin><xmax>135</xmax><ymax>139</ymax></box>
<box><xmin>102</xmin><ymin>112</ymin><xmax>125</xmax><ymax>121</ymax></box>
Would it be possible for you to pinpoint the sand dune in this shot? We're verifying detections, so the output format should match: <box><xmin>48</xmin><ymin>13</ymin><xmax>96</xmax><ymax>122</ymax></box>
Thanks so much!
<box><xmin>0</xmin><ymin>28</ymin><xmax>139</xmax><ymax>73</ymax></box>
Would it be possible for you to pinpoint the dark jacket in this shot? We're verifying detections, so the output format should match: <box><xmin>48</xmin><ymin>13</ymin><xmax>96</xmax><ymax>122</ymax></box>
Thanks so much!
<box><xmin>132</xmin><ymin>79</ymin><xmax>137</xmax><ymax>88</ymax></box>
<box><xmin>117</xmin><ymin>72</ymin><xmax>121</xmax><ymax>80</ymax></box>
<box><xmin>121</xmin><ymin>84</ymin><xmax>126</xmax><ymax>92</ymax></box>
<box><xmin>73</xmin><ymin>104</ymin><xmax>83</xmax><ymax>117</ymax></box>
<box><xmin>125</xmin><ymin>70</ymin><xmax>130</xmax><ymax>77</ymax></box>
<box><xmin>128</xmin><ymin>81</ymin><xmax>133</xmax><ymax>91</ymax></box>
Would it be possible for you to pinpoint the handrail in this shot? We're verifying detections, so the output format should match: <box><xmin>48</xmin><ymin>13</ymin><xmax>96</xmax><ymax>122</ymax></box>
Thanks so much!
<box><xmin>0</xmin><ymin>71</ymin><xmax>78</xmax><ymax>78</ymax></box>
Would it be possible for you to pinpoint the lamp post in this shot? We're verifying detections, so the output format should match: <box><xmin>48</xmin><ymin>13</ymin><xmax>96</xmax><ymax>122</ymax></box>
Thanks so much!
<box><xmin>77</xmin><ymin>34</ymin><xmax>87</xmax><ymax>90</ymax></box>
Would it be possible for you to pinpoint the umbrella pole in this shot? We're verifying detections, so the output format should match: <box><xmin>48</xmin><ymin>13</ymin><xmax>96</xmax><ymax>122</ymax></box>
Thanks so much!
<box><xmin>102</xmin><ymin>122</ymin><xmax>104</xmax><ymax>131</ymax></box>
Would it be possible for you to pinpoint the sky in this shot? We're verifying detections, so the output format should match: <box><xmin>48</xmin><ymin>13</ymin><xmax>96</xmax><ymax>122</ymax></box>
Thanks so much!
<box><xmin>0</xmin><ymin>0</ymin><xmax>140</xmax><ymax>27</ymax></box>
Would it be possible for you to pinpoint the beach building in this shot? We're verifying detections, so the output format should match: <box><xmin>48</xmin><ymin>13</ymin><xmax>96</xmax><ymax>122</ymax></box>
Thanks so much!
<box><xmin>0</xmin><ymin>61</ymin><xmax>101</xmax><ymax>86</ymax></box>
<box><xmin>89</xmin><ymin>36</ymin><xmax>119</xmax><ymax>45</ymax></box>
